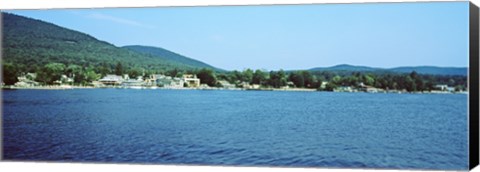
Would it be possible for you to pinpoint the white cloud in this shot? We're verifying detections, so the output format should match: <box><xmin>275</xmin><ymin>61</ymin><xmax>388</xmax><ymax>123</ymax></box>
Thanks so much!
<box><xmin>87</xmin><ymin>13</ymin><xmax>155</xmax><ymax>29</ymax></box>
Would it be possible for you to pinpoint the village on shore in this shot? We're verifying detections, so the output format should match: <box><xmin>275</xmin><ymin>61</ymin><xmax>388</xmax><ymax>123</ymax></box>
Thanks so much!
<box><xmin>2</xmin><ymin>72</ymin><xmax>466</xmax><ymax>94</ymax></box>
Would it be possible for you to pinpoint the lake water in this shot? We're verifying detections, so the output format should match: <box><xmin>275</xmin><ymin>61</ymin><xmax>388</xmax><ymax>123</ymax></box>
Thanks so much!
<box><xmin>2</xmin><ymin>89</ymin><xmax>469</xmax><ymax>170</ymax></box>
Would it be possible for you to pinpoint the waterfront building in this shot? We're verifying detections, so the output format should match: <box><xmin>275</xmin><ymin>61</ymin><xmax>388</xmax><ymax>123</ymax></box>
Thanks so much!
<box><xmin>320</xmin><ymin>81</ymin><xmax>328</xmax><ymax>89</ymax></box>
<box><xmin>334</xmin><ymin>86</ymin><xmax>353</xmax><ymax>92</ymax></box>
<box><xmin>158</xmin><ymin>76</ymin><xmax>184</xmax><ymax>88</ymax></box>
<box><xmin>218</xmin><ymin>80</ymin><xmax>236</xmax><ymax>89</ymax></box>
<box><xmin>239</xmin><ymin>81</ymin><xmax>251</xmax><ymax>89</ymax></box>
<box><xmin>434</xmin><ymin>84</ymin><xmax>449</xmax><ymax>91</ymax></box>
<box><xmin>14</xmin><ymin>73</ymin><xmax>39</xmax><ymax>87</ymax></box>
<box><xmin>286</xmin><ymin>81</ymin><xmax>295</xmax><ymax>88</ymax></box>
<box><xmin>358</xmin><ymin>84</ymin><xmax>385</xmax><ymax>93</ymax></box>
<box><xmin>99</xmin><ymin>74</ymin><xmax>124</xmax><ymax>85</ymax></box>
<box><xmin>433</xmin><ymin>84</ymin><xmax>457</xmax><ymax>92</ymax></box>
<box><xmin>446</xmin><ymin>86</ymin><xmax>456</xmax><ymax>92</ymax></box>
<box><xmin>146</xmin><ymin>74</ymin><xmax>185</xmax><ymax>88</ymax></box>
<box><xmin>60</xmin><ymin>75</ymin><xmax>74</xmax><ymax>85</ymax></box>
<box><xmin>144</xmin><ymin>74</ymin><xmax>163</xmax><ymax>86</ymax></box>
<box><xmin>122</xmin><ymin>78</ymin><xmax>144</xmax><ymax>87</ymax></box>
<box><xmin>183</xmin><ymin>74</ymin><xmax>200</xmax><ymax>88</ymax></box>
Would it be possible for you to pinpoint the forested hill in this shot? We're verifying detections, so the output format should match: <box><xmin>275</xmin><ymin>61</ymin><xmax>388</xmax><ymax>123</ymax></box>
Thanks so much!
<box><xmin>389</xmin><ymin>66</ymin><xmax>467</xmax><ymax>76</ymax></box>
<box><xmin>123</xmin><ymin>45</ymin><xmax>223</xmax><ymax>71</ymax></box>
<box><xmin>310</xmin><ymin>64</ymin><xmax>467</xmax><ymax>76</ymax></box>
<box><xmin>1</xmin><ymin>12</ymin><xmax>219</xmax><ymax>75</ymax></box>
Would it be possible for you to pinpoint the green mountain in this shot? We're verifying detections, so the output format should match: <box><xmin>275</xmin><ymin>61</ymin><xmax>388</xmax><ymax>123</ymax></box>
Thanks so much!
<box><xmin>1</xmin><ymin>12</ymin><xmax>218</xmax><ymax>74</ymax></box>
<box><xmin>310</xmin><ymin>64</ymin><xmax>467</xmax><ymax>76</ymax></box>
<box><xmin>310</xmin><ymin>64</ymin><xmax>379</xmax><ymax>72</ymax></box>
<box><xmin>123</xmin><ymin>45</ymin><xmax>224</xmax><ymax>71</ymax></box>
<box><xmin>389</xmin><ymin>66</ymin><xmax>467</xmax><ymax>76</ymax></box>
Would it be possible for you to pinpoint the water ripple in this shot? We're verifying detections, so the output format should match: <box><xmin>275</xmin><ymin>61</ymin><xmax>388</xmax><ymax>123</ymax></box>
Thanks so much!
<box><xmin>2</xmin><ymin>89</ymin><xmax>469</xmax><ymax>170</ymax></box>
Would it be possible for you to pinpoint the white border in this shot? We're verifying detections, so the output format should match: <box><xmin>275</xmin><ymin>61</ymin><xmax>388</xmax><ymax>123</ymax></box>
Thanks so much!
<box><xmin>0</xmin><ymin>0</ymin><xmax>469</xmax><ymax>10</ymax></box>
<box><xmin>0</xmin><ymin>161</ymin><xmax>465</xmax><ymax>172</ymax></box>
<box><xmin>0</xmin><ymin>0</ymin><xmax>478</xmax><ymax>172</ymax></box>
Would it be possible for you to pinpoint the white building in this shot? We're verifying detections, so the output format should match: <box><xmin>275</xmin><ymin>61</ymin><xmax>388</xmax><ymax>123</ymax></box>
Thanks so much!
<box><xmin>147</xmin><ymin>74</ymin><xmax>185</xmax><ymax>88</ymax></box>
<box><xmin>99</xmin><ymin>74</ymin><xmax>124</xmax><ymax>85</ymax></box>
<box><xmin>15</xmin><ymin>73</ymin><xmax>39</xmax><ymax>87</ymax></box>
<box><xmin>434</xmin><ymin>84</ymin><xmax>448</xmax><ymax>91</ymax></box>
<box><xmin>218</xmin><ymin>80</ymin><xmax>235</xmax><ymax>89</ymax></box>
<box><xmin>183</xmin><ymin>74</ymin><xmax>200</xmax><ymax>88</ymax></box>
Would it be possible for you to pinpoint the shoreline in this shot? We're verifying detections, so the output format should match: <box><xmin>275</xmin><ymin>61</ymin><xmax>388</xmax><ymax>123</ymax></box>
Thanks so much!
<box><xmin>1</xmin><ymin>85</ymin><xmax>468</xmax><ymax>94</ymax></box>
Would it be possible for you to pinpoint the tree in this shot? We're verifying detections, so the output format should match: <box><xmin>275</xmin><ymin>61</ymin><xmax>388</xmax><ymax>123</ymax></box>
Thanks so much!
<box><xmin>167</xmin><ymin>68</ymin><xmax>179</xmax><ymax>78</ymax></box>
<box><xmin>231</xmin><ymin>70</ymin><xmax>242</xmax><ymax>83</ymax></box>
<box><xmin>362</xmin><ymin>74</ymin><xmax>375</xmax><ymax>86</ymax></box>
<box><xmin>66</xmin><ymin>64</ymin><xmax>82</xmax><ymax>75</ymax></box>
<box><xmin>128</xmin><ymin>68</ymin><xmax>144</xmax><ymax>79</ymax></box>
<box><xmin>252</xmin><ymin>69</ymin><xmax>268</xmax><ymax>85</ymax></box>
<box><xmin>455</xmin><ymin>85</ymin><xmax>464</xmax><ymax>92</ymax></box>
<box><xmin>300</xmin><ymin>71</ymin><xmax>315</xmax><ymax>88</ymax></box>
<box><xmin>448</xmin><ymin>78</ymin><xmax>455</xmax><ymax>86</ymax></box>
<box><xmin>197</xmin><ymin>68</ymin><xmax>217</xmax><ymax>86</ymax></box>
<box><xmin>242</xmin><ymin>69</ymin><xmax>254</xmax><ymax>83</ymax></box>
<box><xmin>115</xmin><ymin>62</ymin><xmax>123</xmax><ymax>75</ymax></box>
<box><xmin>409</xmin><ymin>71</ymin><xmax>424</xmax><ymax>91</ymax></box>
<box><xmin>66</xmin><ymin>64</ymin><xmax>83</xmax><ymax>84</ymax></box>
<box><xmin>242</xmin><ymin>69</ymin><xmax>253</xmax><ymax>84</ymax></box>
<box><xmin>312</xmin><ymin>76</ymin><xmax>322</xmax><ymax>89</ymax></box>
<box><xmin>98</xmin><ymin>62</ymin><xmax>111</xmax><ymax>76</ymax></box>
<box><xmin>346</xmin><ymin>75</ymin><xmax>359</xmax><ymax>87</ymax></box>
<box><xmin>84</xmin><ymin>67</ymin><xmax>100</xmax><ymax>83</ymax></box>
<box><xmin>2</xmin><ymin>63</ymin><xmax>19</xmax><ymax>85</ymax></box>
<box><xmin>409</xmin><ymin>71</ymin><xmax>418</xmax><ymax>79</ymax></box>
<box><xmin>331</xmin><ymin>75</ymin><xmax>342</xmax><ymax>85</ymax></box>
<box><xmin>425</xmin><ymin>81</ymin><xmax>435</xmax><ymax>91</ymax></box>
<box><xmin>415</xmin><ymin>78</ymin><xmax>425</xmax><ymax>91</ymax></box>
<box><xmin>289</xmin><ymin>72</ymin><xmax>304</xmax><ymax>88</ymax></box>
<box><xmin>405</xmin><ymin>76</ymin><xmax>417</xmax><ymax>92</ymax></box>
<box><xmin>268</xmin><ymin>70</ymin><xmax>287</xmax><ymax>88</ymax></box>
<box><xmin>36</xmin><ymin>63</ymin><xmax>65</xmax><ymax>84</ymax></box>
<box><xmin>324</xmin><ymin>82</ymin><xmax>337</xmax><ymax>91</ymax></box>
<box><xmin>216</xmin><ymin>73</ymin><xmax>230</xmax><ymax>81</ymax></box>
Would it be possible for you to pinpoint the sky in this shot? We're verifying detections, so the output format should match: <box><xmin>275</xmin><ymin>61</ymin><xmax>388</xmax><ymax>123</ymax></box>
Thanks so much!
<box><xmin>5</xmin><ymin>2</ymin><xmax>469</xmax><ymax>71</ymax></box>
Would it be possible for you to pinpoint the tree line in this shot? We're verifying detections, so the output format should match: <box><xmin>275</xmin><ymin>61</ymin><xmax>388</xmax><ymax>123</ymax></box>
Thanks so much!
<box><xmin>3</xmin><ymin>61</ymin><xmax>201</xmax><ymax>85</ymax></box>
<box><xmin>2</xmin><ymin>62</ymin><xmax>467</xmax><ymax>92</ymax></box>
<box><xmin>197</xmin><ymin>68</ymin><xmax>466</xmax><ymax>92</ymax></box>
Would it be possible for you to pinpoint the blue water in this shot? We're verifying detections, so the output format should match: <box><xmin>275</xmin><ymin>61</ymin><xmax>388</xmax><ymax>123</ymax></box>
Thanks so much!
<box><xmin>2</xmin><ymin>89</ymin><xmax>468</xmax><ymax>170</ymax></box>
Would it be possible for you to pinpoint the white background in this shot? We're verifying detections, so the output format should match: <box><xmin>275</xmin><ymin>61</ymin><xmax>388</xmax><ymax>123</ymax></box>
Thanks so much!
<box><xmin>0</xmin><ymin>0</ymin><xmax>479</xmax><ymax>172</ymax></box>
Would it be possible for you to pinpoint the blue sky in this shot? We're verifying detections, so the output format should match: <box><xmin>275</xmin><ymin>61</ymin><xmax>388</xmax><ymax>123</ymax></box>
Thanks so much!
<box><xmin>6</xmin><ymin>2</ymin><xmax>469</xmax><ymax>70</ymax></box>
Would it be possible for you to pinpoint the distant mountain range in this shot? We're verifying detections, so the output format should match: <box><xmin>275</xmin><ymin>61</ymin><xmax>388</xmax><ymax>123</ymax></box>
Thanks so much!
<box><xmin>310</xmin><ymin>64</ymin><xmax>467</xmax><ymax>76</ymax></box>
<box><xmin>1</xmin><ymin>13</ymin><xmax>220</xmax><ymax>72</ymax></box>
<box><xmin>123</xmin><ymin>45</ymin><xmax>224</xmax><ymax>71</ymax></box>
<box><xmin>1</xmin><ymin>12</ymin><xmax>467</xmax><ymax>77</ymax></box>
